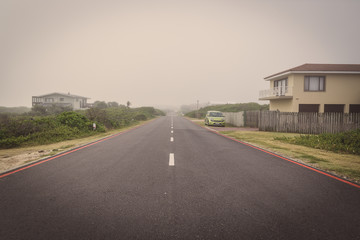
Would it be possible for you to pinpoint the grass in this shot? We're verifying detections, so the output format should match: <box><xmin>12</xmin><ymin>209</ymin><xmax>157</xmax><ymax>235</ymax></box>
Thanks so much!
<box><xmin>60</xmin><ymin>144</ymin><xmax>75</xmax><ymax>149</ymax></box>
<box><xmin>295</xmin><ymin>153</ymin><xmax>329</xmax><ymax>163</ymax></box>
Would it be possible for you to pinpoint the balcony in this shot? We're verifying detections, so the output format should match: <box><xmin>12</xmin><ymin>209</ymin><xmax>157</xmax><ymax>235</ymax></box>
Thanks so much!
<box><xmin>259</xmin><ymin>86</ymin><xmax>293</xmax><ymax>100</ymax></box>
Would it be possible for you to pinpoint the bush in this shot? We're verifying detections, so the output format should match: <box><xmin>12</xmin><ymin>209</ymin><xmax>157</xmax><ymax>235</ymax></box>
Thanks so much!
<box><xmin>29</xmin><ymin>104</ymin><xmax>72</xmax><ymax>116</ymax></box>
<box><xmin>29</xmin><ymin>125</ymin><xmax>82</xmax><ymax>145</ymax></box>
<box><xmin>56</xmin><ymin>111</ymin><xmax>92</xmax><ymax>131</ymax></box>
<box><xmin>134</xmin><ymin>114</ymin><xmax>147</xmax><ymax>121</ymax></box>
<box><xmin>0</xmin><ymin>135</ymin><xmax>30</xmax><ymax>148</ymax></box>
<box><xmin>0</xmin><ymin>116</ymin><xmax>58</xmax><ymax>138</ymax></box>
<box><xmin>85</xmin><ymin>106</ymin><xmax>161</xmax><ymax>129</ymax></box>
<box><xmin>275</xmin><ymin>129</ymin><xmax>360</xmax><ymax>155</ymax></box>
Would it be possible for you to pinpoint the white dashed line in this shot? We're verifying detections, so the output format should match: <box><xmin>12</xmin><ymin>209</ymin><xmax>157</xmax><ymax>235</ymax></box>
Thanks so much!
<box><xmin>169</xmin><ymin>117</ymin><xmax>174</xmax><ymax>166</ymax></box>
<box><xmin>169</xmin><ymin>153</ymin><xmax>175</xmax><ymax>166</ymax></box>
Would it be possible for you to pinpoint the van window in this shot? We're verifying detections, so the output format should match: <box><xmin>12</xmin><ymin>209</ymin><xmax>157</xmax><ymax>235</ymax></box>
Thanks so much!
<box><xmin>209</xmin><ymin>112</ymin><xmax>224</xmax><ymax>117</ymax></box>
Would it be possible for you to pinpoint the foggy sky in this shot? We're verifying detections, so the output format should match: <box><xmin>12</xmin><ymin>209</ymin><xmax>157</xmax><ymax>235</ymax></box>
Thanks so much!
<box><xmin>1</xmin><ymin>0</ymin><xmax>360</xmax><ymax>108</ymax></box>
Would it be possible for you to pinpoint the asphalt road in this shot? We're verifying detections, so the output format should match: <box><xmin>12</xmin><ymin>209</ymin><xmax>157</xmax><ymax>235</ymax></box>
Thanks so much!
<box><xmin>1</xmin><ymin>116</ymin><xmax>359</xmax><ymax>240</ymax></box>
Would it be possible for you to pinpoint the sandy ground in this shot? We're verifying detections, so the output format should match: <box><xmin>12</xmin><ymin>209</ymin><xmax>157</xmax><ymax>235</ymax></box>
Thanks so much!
<box><xmin>0</xmin><ymin>148</ymin><xmax>59</xmax><ymax>173</ymax></box>
<box><xmin>0</xmin><ymin>140</ymin><xmax>90</xmax><ymax>173</ymax></box>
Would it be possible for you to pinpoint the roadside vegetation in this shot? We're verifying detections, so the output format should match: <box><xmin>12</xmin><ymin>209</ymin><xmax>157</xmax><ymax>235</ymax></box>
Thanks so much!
<box><xmin>185</xmin><ymin>102</ymin><xmax>268</xmax><ymax>118</ymax></box>
<box><xmin>0</xmin><ymin>103</ymin><xmax>165</xmax><ymax>149</ymax></box>
<box><xmin>0</xmin><ymin>106</ymin><xmax>31</xmax><ymax>114</ymax></box>
<box><xmin>275</xmin><ymin>129</ymin><xmax>360</xmax><ymax>155</ymax></box>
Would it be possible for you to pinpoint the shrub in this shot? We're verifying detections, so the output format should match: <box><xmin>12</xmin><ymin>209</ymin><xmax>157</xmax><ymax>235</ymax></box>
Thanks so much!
<box><xmin>134</xmin><ymin>114</ymin><xmax>147</xmax><ymax>121</ymax></box>
<box><xmin>0</xmin><ymin>135</ymin><xmax>30</xmax><ymax>148</ymax></box>
<box><xmin>57</xmin><ymin>111</ymin><xmax>92</xmax><ymax>131</ymax></box>
<box><xmin>275</xmin><ymin>129</ymin><xmax>360</xmax><ymax>155</ymax></box>
<box><xmin>29</xmin><ymin>125</ymin><xmax>81</xmax><ymax>145</ymax></box>
<box><xmin>0</xmin><ymin>116</ymin><xmax>58</xmax><ymax>138</ymax></box>
<box><xmin>85</xmin><ymin>108</ymin><xmax>111</xmax><ymax>128</ymax></box>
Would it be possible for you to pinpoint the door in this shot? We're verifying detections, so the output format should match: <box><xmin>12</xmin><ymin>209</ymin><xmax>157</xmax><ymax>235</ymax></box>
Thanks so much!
<box><xmin>280</xmin><ymin>80</ymin><xmax>286</xmax><ymax>96</ymax></box>
<box><xmin>274</xmin><ymin>79</ymin><xmax>287</xmax><ymax>96</ymax></box>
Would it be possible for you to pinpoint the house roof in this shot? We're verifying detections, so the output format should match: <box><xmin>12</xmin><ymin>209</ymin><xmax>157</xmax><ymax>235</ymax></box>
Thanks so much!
<box><xmin>265</xmin><ymin>63</ymin><xmax>360</xmax><ymax>80</ymax></box>
<box><xmin>34</xmin><ymin>92</ymin><xmax>90</xmax><ymax>99</ymax></box>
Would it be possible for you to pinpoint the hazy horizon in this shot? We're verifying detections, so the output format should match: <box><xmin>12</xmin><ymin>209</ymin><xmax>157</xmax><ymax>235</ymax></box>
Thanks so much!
<box><xmin>1</xmin><ymin>0</ymin><xmax>360</xmax><ymax>108</ymax></box>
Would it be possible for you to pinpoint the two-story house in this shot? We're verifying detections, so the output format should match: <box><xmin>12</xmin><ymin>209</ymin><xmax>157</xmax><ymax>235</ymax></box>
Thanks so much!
<box><xmin>259</xmin><ymin>64</ymin><xmax>360</xmax><ymax>113</ymax></box>
<box><xmin>32</xmin><ymin>92</ymin><xmax>90</xmax><ymax>110</ymax></box>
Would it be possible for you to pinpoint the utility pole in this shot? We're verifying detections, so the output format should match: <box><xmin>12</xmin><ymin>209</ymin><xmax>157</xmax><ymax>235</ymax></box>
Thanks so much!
<box><xmin>196</xmin><ymin>100</ymin><xmax>199</xmax><ymax>119</ymax></box>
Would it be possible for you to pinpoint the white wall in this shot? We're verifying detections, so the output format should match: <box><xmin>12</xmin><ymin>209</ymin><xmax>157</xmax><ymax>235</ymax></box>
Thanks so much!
<box><xmin>223</xmin><ymin>112</ymin><xmax>244</xmax><ymax>127</ymax></box>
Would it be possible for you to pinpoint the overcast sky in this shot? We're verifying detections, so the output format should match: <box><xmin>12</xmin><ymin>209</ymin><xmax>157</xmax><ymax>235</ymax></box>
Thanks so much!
<box><xmin>1</xmin><ymin>0</ymin><xmax>359</xmax><ymax>108</ymax></box>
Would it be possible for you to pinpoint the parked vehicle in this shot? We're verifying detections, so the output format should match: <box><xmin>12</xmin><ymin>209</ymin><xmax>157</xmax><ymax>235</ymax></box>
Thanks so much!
<box><xmin>204</xmin><ymin>111</ymin><xmax>225</xmax><ymax>127</ymax></box>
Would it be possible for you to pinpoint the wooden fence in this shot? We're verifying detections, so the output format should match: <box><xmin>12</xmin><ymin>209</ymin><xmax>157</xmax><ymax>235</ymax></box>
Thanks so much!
<box><xmin>259</xmin><ymin>111</ymin><xmax>360</xmax><ymax>134</ymax></box>
<box><xmin>244</xmin><ymin>110</ymin><xmax>260</xmax><ymax>128</ymax></box>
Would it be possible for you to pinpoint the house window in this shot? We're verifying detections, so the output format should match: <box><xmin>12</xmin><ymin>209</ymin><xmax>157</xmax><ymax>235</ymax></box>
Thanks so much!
<box><xmin>299</xmin><ymin>104</ymin><xmax>319</xmax><ymax>113</ymax></box>
<box><xmin>274</xmin><ymin>78</ymin><xmax>287</xmax><ymax>96</ymax></box>
<box><xmin>32</xmin><ymin>97</ymin><xmax>41</xmax><ymax>103</ymax></box>
<box><xmin>45</xmin><ymin>98</ymin><xmax>54</xmax><ymax>103</ymax></box>
<box><xmin>60</xmin><ymin>98</ymin><xmax>64</xmax><ymax>102</ymax></box>
<box><xmin>324</xmin><ymin>104</ymin><xmax>344</xmax><ymax>113</ymax></box>
<box><xmin>304</xmin><ymin>76</ymin><xmax>325</xmax><ymax>91</ymax></box>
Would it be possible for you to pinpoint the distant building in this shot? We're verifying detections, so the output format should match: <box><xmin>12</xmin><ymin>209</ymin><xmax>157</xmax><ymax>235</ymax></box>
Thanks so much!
<box><xmin>32</xmin><ymin>92</ymin><xmax>90</xmax><ymax>110</ymax></box>
<box><xmin>259</xmin><ymin>64</ymin><xmax>360</xmax><ymax>113</ymax></box>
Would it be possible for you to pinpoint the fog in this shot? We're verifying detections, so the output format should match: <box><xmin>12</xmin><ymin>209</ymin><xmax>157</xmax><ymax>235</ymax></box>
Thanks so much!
<box><xmin>1</xmin><ymin>0</ymin><xmax>360</xmax><ymax>109</ymax></box>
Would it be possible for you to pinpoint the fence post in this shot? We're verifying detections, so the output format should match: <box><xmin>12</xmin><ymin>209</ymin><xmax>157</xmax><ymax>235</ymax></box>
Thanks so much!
<box><xmin>243</xmin><ymin>111</ymin><xmax>247</xmax><ymax>127</ymax></box>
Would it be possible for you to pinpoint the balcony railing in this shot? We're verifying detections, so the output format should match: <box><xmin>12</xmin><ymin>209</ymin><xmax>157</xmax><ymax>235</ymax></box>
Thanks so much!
<box><xmin>259</xmin><ymin>86</ymin><xmax>293</xmax><ymax>99</ymax></box>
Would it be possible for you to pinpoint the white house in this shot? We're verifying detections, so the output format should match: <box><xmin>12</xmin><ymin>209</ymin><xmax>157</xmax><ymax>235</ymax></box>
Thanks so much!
<box><xmin>32</xmin><ymin>92</ymin><xmax>90</xmax><ymax>110</ymax></box>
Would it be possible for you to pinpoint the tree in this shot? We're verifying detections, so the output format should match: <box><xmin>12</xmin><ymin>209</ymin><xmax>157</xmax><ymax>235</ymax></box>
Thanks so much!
<box><xmin>30</xmin><ymin>104</ymin><xmax>72</xmax><ymax>116</ymax></box>
<box><xmin>107</xmin><ymin>101</ymin><xmax>119</xmax><ymax>108</ymax></box>
<box><xmin>93</xmin><ymin>101</ymin><xmax>108</xmax><ymax>109</ymax></box>
<box><xmin>126</xmin><ymin>101</ymin><xmax>131</xmax><ymax>108</ymax></box>
<box><xmin>30</xmin><ymin>105</ymin><xmax>47</xmax><ymax>116</ymax></box>
<box><xmin>47</xmin><ymin>104</ymin><xmax>72</xmax><ymax>115</ymax></box>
